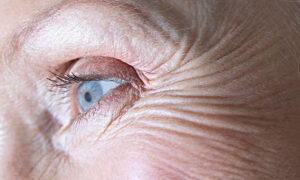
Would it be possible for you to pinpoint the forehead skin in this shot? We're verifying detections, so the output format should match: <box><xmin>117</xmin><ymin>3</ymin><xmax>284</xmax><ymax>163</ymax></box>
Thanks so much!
<box><xmin>0</xmin><ymin>0</ymin><xmax>300</xmax><ymax>180</ymax></box>
<box><xmin>0</xmin><ymin>0</ymin><xmax>60</xmax><ymax>45</ymax></box>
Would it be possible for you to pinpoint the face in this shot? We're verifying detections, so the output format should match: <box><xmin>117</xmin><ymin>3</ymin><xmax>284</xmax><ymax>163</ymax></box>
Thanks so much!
<box><xmin>0</xmin><ymin>0</ymin><xmax>299</xmax><ymax>179</ymax></box>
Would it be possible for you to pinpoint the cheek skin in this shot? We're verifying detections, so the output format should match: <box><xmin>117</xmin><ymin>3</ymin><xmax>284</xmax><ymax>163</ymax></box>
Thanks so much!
<box><xmin>63</xmin><ymin>137</ymin><xmax>183</xmax><ymax>180</ymax></box>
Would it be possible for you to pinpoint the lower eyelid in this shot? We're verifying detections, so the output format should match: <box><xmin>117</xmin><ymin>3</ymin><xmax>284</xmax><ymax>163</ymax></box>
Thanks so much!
<box><xmin>51</xmin><ymin>82</ymin><xmax>141</xmax><ymax>152</ymax></box>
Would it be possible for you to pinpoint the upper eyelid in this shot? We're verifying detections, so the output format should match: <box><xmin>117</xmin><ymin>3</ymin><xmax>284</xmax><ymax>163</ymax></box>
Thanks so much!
<box><xmin>46</xmin><ymin>56</ymin><xmax>144</xmax><ymax>95</ymax></box>
<box><xmin>5</xmin><ymin>0</ymin><xmax>179</xmax><ymax>77</ymax></box>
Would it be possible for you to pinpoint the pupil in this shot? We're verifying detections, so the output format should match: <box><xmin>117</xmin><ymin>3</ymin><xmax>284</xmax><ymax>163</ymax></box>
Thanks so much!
<box><xmin>84</xmin><ymin>92</ymin><xmax>92</xmax><ymax>102</ymax></box>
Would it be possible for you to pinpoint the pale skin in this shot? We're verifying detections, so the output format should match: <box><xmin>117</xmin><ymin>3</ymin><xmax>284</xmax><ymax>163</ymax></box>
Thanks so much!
<box><xmin>0</xmin><ymin>0</ymin><xmax>300</xmax><ymax>179</ymax></box>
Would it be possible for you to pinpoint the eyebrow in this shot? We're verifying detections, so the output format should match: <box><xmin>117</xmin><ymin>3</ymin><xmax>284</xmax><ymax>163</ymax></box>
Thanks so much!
<box><xmin>3</xmin><ymin>0</ymin><xmax>156</xmax><ymax>65</ymax></box>
<box><xmin>3</xmin><ymin>0</ymin><xmax>182</xmax><ymax>72</ymax></box>
<box><xmin>3</xmin><ymin>1</ymin><xmax>57</xmax><ymax>57</ymax></box>
<box><xmin>4</xmin><ymin>0</ymin><xmax>113</xmax><ymax>60</ymax></box>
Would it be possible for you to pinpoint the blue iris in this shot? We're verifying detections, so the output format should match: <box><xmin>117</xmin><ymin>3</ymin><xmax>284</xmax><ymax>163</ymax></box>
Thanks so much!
<box><xmin>77</xmin><ymin>80</ymin><xmax>121</xmax><ymax>112</ymax></box>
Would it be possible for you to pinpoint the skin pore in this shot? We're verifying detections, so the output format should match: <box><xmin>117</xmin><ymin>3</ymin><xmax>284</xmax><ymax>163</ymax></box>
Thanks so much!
<box><xmin>0</xmin><ymin>0</ymin><xmax>300</xmax><ymax>179</ymax></box>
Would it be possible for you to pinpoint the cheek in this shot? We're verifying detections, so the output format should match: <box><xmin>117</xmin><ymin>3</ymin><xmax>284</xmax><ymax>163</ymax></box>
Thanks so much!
<box><xmin>54</xmin><ymin>80</ymin><xmax>215</xmax><ymax>179</ymax></box>
<box><xmin>59</xmin><ymin>101</ymin><xmax>204</xmax><ymax>179</ymax></box>
<box><xmin>64</xmin><ymin>127</ymin><xmax>194</xmax><ymax>180</ymax></box>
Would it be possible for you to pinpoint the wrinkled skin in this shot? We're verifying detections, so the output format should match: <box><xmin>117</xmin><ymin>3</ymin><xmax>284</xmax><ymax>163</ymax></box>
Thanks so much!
<box><xmin>0</xmin><ymin>0</ymin><xmax>300</xmax><ymax>179</ymax></box>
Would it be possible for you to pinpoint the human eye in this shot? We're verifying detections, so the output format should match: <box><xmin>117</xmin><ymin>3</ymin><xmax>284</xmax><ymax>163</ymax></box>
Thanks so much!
<box><xmin>47</xmin><ymin>57</ymin><xmax>143</xmax><ymax>126</ymax></box>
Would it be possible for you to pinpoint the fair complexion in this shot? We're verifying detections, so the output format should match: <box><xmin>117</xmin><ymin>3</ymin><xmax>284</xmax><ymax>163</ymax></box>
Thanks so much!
<box><xmin>0</xmin><ymin>0</ymin><xmax>299</xmax><ymax>179</ymax></box>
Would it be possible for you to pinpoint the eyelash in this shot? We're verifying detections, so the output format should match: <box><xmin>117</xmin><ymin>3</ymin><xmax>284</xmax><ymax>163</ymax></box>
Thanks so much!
<box><xmin>47</xmin><ymin>72</ymin><xmax>87</xmax><ymax>90</ymax></box>
<box><xmin>47</xmin><ymin>72</ymin><xmax>104</xmax><ymax>104</ymax></box>
<box><xmin>47</xmin><ymin>72</ymin><xmax>125</xmax><ymax>89</ymax></box>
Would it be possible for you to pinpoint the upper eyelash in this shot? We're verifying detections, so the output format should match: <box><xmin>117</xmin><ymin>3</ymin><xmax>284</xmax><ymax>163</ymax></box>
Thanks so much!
<box><xmin>47</xmin><ymin>72</ymin><xmax>85</xmax><ymax>89</ymax></box>
<box><xmin>47</xmin><ymin>72</ymin><xmax>126</xmax><ymax>90</ymax></box>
